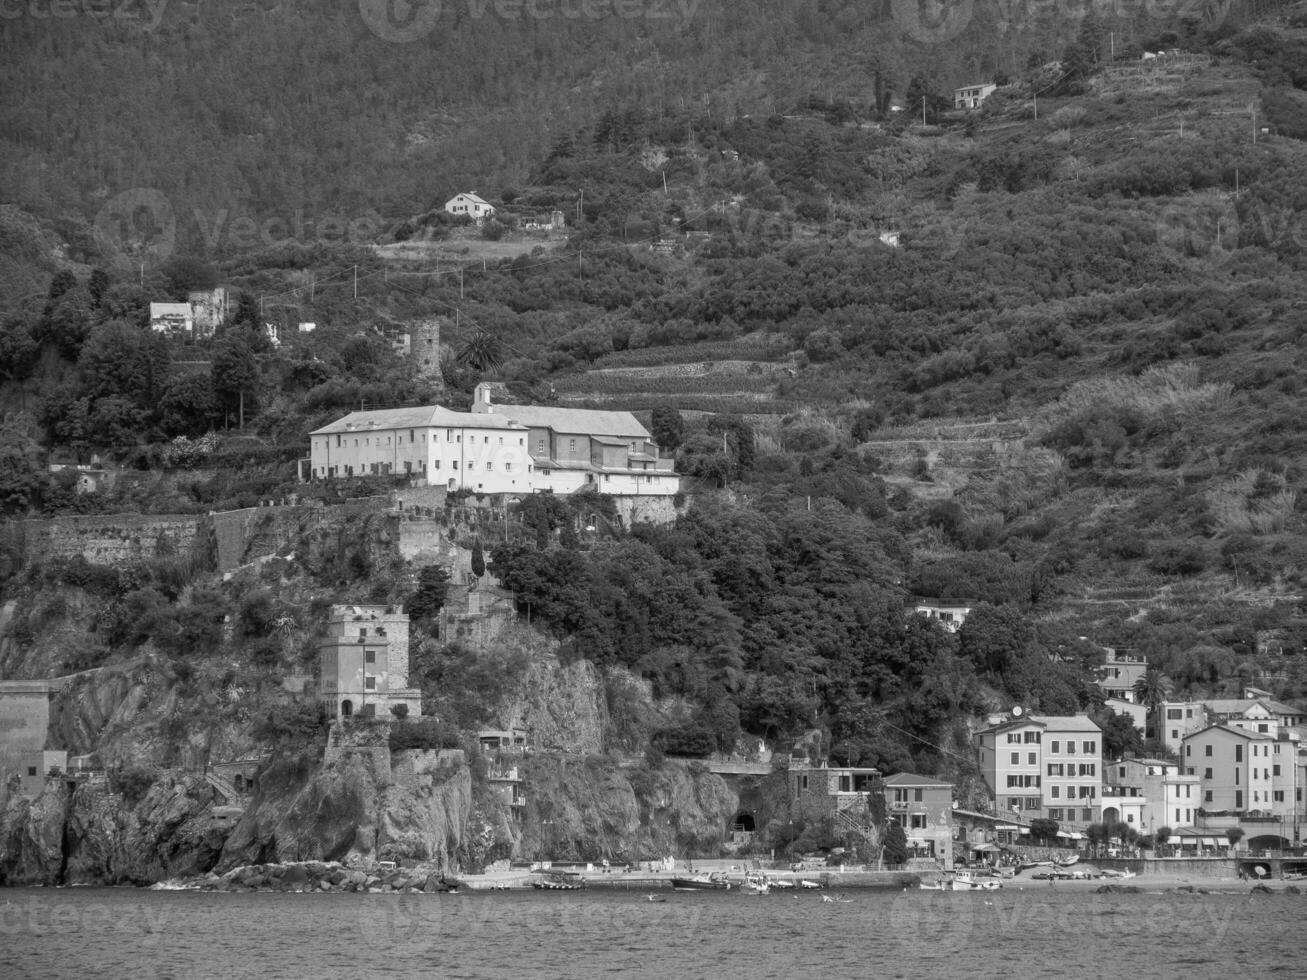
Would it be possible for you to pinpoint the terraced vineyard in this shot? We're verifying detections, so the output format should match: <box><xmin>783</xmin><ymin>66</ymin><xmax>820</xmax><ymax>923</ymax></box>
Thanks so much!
<box><xmin>556</xmin><ymin>350</ymin><xmax>799</xmax><ymax>416</ymax></box>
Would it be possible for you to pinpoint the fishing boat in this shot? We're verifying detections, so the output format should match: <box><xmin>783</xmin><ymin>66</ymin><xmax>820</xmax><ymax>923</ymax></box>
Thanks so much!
<box><xmin>670</xmin><ymin>873</ymin><xmax>731</xmax><ymax>891</ymax></box>
<box><xmin>798</xmin><ymin>879</ymin><xmax>823</xmax><ymax>890</ymax></box>
<box><xmin>530</xmin><ymin>872</ymin><xmax>586</xmax><ymax>890</ymax></box>
<box><xmin>740</xmin><ymin>872</ymin><xmax>770</xmax><ymax>895</ymax></box>
<box><xmin>949</xmin><ymin>869</ymin><xmax>1002</xmax><ymax>891</ymax></box>
<box><xmin>1054</xmin><ymin>854</ymin><xmax>1080</xmax><ymax>868</ymax></box>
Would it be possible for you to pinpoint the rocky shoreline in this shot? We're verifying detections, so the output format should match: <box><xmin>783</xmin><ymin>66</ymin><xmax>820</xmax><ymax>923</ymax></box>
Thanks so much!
<box><xmin>163</xmin><ymin>860</ymin><xmax>461</xmax><ymax>894</ymax></box>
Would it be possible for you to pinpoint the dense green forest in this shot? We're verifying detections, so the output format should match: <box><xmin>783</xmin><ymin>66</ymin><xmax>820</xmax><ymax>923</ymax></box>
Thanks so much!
<box><xmin>3</xmin><ymin>2</ymin><xmax>1307</xmax><ymax>776</ymax></box>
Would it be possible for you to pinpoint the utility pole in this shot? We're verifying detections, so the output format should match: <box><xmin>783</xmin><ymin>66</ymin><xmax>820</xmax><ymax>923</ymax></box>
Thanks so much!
<box><xmin>459</xmin><ymin>267</ymin><xmax>464</xmax><ymax>300</ymax></box>
<box><xmin>921</xmin><ymin>96</ymin><xmax>927</xmax><ymax>127</ymax></box>
<box><xmin>353</xmin><ymin>265</ymin><xmax>358</xmax><ymax>300</ymax></box>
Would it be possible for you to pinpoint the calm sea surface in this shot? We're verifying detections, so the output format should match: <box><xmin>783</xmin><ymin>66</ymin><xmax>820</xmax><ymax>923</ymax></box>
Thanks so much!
<box><xmin>1</xmin><ymin>885</ymin><xmax>1301</xmax><ymax>979</ymax></box>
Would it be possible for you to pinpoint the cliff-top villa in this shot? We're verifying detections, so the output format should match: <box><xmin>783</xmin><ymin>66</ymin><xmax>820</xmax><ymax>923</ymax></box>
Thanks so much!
<box><xmin>304</xmin><ymin>383</ymin><xmax>678</xmax><ymax>497</ymax></box>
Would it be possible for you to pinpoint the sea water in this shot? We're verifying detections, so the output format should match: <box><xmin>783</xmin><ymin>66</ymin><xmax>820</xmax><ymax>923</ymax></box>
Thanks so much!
<box><xmin>1</xmin><ymin>885</ymin><xmax>1300</xmax><ymax>979</ymax></box>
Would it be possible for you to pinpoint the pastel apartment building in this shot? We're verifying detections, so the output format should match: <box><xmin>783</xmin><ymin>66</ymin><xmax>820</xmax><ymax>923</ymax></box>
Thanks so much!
<box><xmin>306</xmin><ymin>383</ymin><xmax>678</xmax><ymax>497</ymax></box>
<box><xmin>1182</xmin><ymin>724</ymin><xmax>1296</xmax><ymax>823</ymax></box>
<box><xmin>318</xmin><ymin>604</ymin><xmax>422</xmax><ymax>721</ymax></box>
<box><xmin>1102</xmin><ymin>757</ymin><xmax>1199</xmax><ymax>836</ymax></box>
<box><xmin>1160</xmin><ymin>694</ymin><xmax>1306</xmax><ymax>757</ymax></box>
<box><xmin>884</xmin><ymin>772</ymin><xmax>954</xmax><ymax>869</ymax></box>
<box><xmin>976</xmin><ymin>714</ymin><xmax>1103</xmax><ymax>827</ymax></box>
<box><xmin>1096</xmin><ymin>647</ymin><xmax>1148</xmax><ymax>703</ymax></box>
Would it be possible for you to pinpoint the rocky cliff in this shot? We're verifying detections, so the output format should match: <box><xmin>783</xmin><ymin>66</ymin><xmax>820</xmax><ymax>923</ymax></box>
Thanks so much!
<box><xmin>0</xmin><ymin>744</ymin><xmax>474</xmax><ymax>885</ymax></box>
<box><xmin>0</xmin><ymin>773</ymin><xmax>225</xmax><ymax>886</ymax></box>
<box><xmin>216</xmin><ymin>746</ymin><xmax>471</xmax><ymax>871</ymax></box>
<box><xmin>517</xmin><ymin>756</ymin><xmax>740</xmax><ymax>862</ymax></box>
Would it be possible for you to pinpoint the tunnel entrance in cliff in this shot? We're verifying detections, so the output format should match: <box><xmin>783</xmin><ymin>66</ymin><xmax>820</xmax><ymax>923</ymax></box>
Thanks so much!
<box><xmin>733</xmin><ymin>812</ymin><xmax>755</xmax><ymax>833</ymax></box>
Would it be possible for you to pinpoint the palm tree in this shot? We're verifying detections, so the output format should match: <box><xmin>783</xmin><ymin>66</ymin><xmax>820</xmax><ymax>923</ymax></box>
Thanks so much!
<box><xmin>455</xmin><ymin>330</ymin><xmax>503</xmax><ymax>375</ymax></box>
<box><xmin>1133</xmin><ymin>667</ymin><xmax>1168</xmax><ymax>740</ymax></box>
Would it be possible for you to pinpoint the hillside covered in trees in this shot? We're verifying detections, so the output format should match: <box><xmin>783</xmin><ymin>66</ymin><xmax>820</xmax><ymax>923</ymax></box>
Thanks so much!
<box><xmin>3</xmin><ymin>2</ymin><xmax>1307</xmax><ymax>805</ymax></box>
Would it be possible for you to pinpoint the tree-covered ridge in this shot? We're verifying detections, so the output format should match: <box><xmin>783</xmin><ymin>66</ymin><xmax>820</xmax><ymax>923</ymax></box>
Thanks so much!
<box><xmin>4</xmin><ymin>9</ymin><xmax>1307</xmax><ymax>778</ymax></box>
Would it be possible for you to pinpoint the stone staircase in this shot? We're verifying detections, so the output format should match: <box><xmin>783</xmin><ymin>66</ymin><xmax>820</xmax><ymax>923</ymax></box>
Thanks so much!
<box><xmin>834</xmin><ymin>807</ymin><xmax>877</xmax><ymax>842</ymax></box>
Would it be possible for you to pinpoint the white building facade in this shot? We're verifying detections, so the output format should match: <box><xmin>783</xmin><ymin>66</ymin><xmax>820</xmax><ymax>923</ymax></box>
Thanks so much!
<box><xmin>307</xmin><ymin>387</ymin><xmax>680</xmax><ymax>498</ymax></box>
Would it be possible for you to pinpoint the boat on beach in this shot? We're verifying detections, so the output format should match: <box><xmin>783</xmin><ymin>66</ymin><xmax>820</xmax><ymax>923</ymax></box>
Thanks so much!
<box><xmin>530</xmin><ymin>872</ymin><xmax>586</xmax><ymax>890</ymax></box>
<box><xmin>949</xmin><ymin>870</ymin><xmax>1002</xmax><ymax>891</ymax></box>
<box><xmin>671</xmin><ymin>873</ymin><xmax>731</xmax><ymax>891</ymax></box>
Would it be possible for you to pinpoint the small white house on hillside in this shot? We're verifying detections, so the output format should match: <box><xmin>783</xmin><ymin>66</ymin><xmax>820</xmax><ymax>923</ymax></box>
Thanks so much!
<box><xmin>444</xmin><ymin>192</ymin><xmax>495</xmax><ymax>221</ymax></box>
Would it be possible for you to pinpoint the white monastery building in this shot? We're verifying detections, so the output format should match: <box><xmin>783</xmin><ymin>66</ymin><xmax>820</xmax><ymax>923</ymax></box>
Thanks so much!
<box><xmin>307</xmin><ymin>383</ymin><xmax>678</xmax><ymax>496</ymax></box>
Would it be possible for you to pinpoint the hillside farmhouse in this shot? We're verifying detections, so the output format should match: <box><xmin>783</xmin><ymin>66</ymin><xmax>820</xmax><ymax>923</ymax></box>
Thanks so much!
<box><xmin>954</xmin><ymin>82</ymin><xmax>996</xmax><ymax>110</ymax></box>
<box><xmin>306</xmin><ymin>383</ymin><xmax>678</xmax><ymax>496</ymax></box>
<box><xmin>444</xmin><ymin>192</ymin><xmax>495</xmax><ymax>221</ymax></box>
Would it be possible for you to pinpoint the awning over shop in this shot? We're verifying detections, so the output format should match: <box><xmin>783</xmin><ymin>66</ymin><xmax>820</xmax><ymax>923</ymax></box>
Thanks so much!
<box><xmin>1168</xmin><ymin>835</ymin><xmax>1183</xmax><ymax>845</ymax></box>
<box><xmin>995</xmin><ymin>824</ymin><xmax>1020</xmax><ymax>831</ymax></box>
<box><xmin>1201</xmin><ymin>837</ymin><xmax>1219</xmax><ymax>847</ymax></box>
<box><xmin>971</xmin><ymin>843</ymin><xmax>999</xmax><ymax>852</ymax></box>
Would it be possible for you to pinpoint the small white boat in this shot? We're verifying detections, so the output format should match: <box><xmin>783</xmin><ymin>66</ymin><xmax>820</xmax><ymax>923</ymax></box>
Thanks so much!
<box><xmin>798</xmin><ymin>879</ymin><xmax>823</xmax><ymax>889</ymax></box>
<box><xmin>950</xmin><ymin>870</ymin><xmax>1002</xmax><ymax>891</ymax></box>
<box><xmin>1099</xmin><ymin>869</ymin><xmax>1136</xmax><ymax>880</ymax></box>
<box><xmin>741</xmin><ymin>872</ymin><xmax>770</xmax><ymax>895</ymax></box>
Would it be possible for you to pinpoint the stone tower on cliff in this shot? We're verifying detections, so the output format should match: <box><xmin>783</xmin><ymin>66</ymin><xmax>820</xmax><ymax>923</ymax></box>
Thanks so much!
<box><xmin>411</xmin><ymin>317</ymin><xmax>445</xmax><ymax>395</ymax></box>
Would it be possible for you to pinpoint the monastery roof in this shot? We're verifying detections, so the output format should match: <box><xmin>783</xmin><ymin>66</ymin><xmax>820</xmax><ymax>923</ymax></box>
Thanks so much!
<box><xmin>311</xmin><ymin>406</ymin><xmax>526</xmax><ymax>436</ymax></box>
<box><xmin>481</xmin><ymin>403</ymin><xmax>650</xmax><ymax>439</ymax></box>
